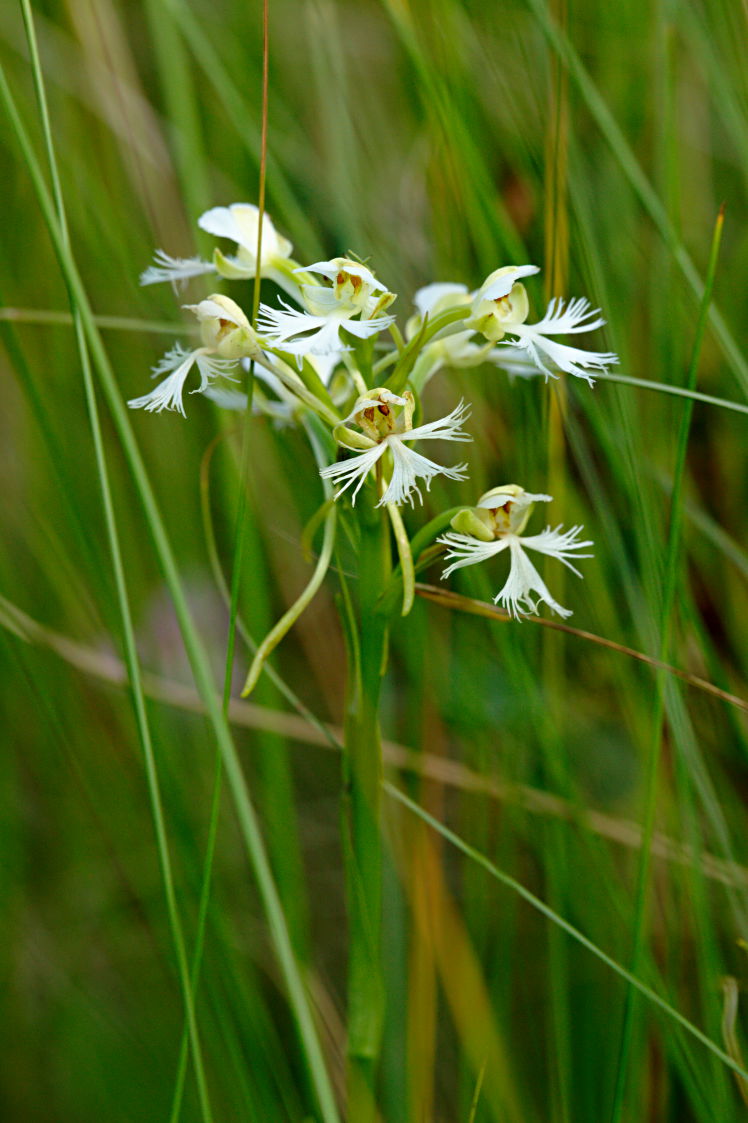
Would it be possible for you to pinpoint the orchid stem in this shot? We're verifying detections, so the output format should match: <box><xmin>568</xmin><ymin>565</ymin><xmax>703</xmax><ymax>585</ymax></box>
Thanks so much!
<box><xmin>341</xmin><ymin>486</ymin><xmax>390</xmax><ymax>1120</ymax></box>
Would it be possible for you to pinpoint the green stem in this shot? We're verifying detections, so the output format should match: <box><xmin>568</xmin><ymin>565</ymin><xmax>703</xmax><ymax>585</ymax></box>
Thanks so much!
<box><xmin>342</xmin><ymin>489</ymin><xmax>390</xmax><ymax>1119</ymax></box>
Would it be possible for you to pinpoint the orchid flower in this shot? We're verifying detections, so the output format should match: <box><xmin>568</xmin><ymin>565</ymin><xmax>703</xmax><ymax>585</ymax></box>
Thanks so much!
<box><xmin>439</xmin><ymin>485</ymin><xmax>593</xmax><ymax>618</ymax></box>
<box><xmin>140</xmin><ymin>203</ymin><xmax>295</xmax><ymax>294</ymax></box>
<box><xmin>258</xmin><ymin>257</ymin><xmax>396</xmax><ymax>367</ymax></box>
<box><xmin>128</xmin><ymin>294</ymin><xmax>260</xmax><ymax>416</ymax></box>
<box><xmin>319</xmin><ymin>388</ymin><xmax>471</xmax><ymax>507</ymax></box>
<box><xmin>467</xmin><ymin>266</ymin><xmax>617</xmax><ymax>385</ymax></box>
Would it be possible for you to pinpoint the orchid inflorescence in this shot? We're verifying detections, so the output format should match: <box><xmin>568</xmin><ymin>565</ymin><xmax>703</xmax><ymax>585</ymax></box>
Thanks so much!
<box><xmin>131</xmin><ymin>202</ymin><xmax>619</xmax><ymax>621</ymax></box>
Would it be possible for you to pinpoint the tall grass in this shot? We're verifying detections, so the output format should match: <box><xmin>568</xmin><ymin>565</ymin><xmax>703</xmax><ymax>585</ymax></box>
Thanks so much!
<box><xmin>2</xmin><ymin>0</ymin><xmax>748</xmax><ymax>1120</ymax></box>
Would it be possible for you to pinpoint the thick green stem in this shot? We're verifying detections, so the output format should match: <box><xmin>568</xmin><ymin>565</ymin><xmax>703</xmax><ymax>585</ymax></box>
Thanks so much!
<box><xmin>342</xmin><ymin>490</ymin><xmax>390</xmax><ymax>1119</ymax></box>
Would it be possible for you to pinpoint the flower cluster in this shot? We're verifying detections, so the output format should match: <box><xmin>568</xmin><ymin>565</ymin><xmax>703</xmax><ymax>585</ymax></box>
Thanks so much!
<box><xmin>130</xmin><ymin>202</ymin><xmax>615</xmax><ymax>617</ymax></box>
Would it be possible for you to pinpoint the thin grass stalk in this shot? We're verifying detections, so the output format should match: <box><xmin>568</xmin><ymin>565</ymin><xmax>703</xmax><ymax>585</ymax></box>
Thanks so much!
<box><xmin>16</xmin><ymin>3</ymin><xmax>215</xmax><ymax>1117</ymax></box>
<box><xmin>608</xmin><ymin>207</ymin><xmax>725</xmax><ymax>1122</ymax></box>
<box><xmin>542</xmin><ymin>17</ymin><xmax>572</xmax><ymax>1114</ymax></box>
<box><xmin>0</xmin><ymin>60</ymin><xmax>341</xmax><ymax>1123</ymax></box>
<box><xmin>592</xmin><ymin>373</ymin><xmax>748</xmax><ymax>416</ymax></box>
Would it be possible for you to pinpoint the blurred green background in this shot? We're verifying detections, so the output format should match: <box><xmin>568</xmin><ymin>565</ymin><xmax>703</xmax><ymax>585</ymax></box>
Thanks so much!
<box><xmin>2</xmin><ymin>0</ymin><xmax>748</xmax><ymax>1119</ymax></box>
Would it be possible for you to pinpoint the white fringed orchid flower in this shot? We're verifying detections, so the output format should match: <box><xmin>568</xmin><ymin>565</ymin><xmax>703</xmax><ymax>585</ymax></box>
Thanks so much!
<box><xmin>258</xmin><ymin>257</ymin><xmax>396</xmax><ymax>366</ymax></box>
<box><xmin>140</xmin><ymin>203</ymin><xmax>294</xmax><ymax>291</ymax></box>
<box><xmin>128</xmin><ymin>294</ymin><xmax>260</xmax><ymax>416</ymax></box>
<box><xmin>467</xmin><ymin>265</ymin><xmax>617</xmax><ymax>385</ymax></box>
<box><xmin>319</xmin><ymin>388</ymin><xmax>471</xmax><ymax>507</ymax></box>
<box><xmin>439</xmin><ymin>485</ymin><xmax>593</xmax><ymax>618</ymax></box>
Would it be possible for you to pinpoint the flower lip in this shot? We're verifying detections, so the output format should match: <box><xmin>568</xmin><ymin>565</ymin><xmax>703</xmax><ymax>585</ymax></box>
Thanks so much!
<box><xmin>319</xmin><ymin>398</ymin><xmax>472</xmax><ymax>507</ymax></box>
<box><xmin>128</xmin><ymin>344</ymin><xmax>238</xmax><ymax>416</ymax></box>
<box><xmin>257</xmin><ymin>294</ymin><xmax>396</xmax><ymax>366</ymax></box>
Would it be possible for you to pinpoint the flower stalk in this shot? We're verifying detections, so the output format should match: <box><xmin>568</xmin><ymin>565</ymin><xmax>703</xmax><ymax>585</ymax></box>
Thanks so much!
<box><xmin>341</xmin><ymin>487</ymin><xmax>391</xmax><ymax>1119</ymax></box>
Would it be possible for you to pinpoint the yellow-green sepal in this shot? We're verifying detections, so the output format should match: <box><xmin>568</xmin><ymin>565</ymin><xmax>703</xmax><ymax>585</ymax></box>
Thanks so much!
<box><xmin>212</xmin><ymin>247</ymin><xmax>251</xmax><ymax>280</ymax></box>
<box><xmin>450</xmin><ymin>507</ymin><xmax>495</xmax><ymax>541</ymax></box>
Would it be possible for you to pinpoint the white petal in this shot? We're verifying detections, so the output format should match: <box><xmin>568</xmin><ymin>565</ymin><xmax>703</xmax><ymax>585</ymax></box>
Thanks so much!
<box><xmin>257</xmin><ymin>301</ymin><xmax>329</xmax><ymax>348</ymax></box>
<box><xmin>379</xmin><ymin>439</ymin><xmax>469</xmax><ymax>507</ymax></box>
<box><xmin>198</xmin><ymin>204</ymin><xmax>292</xmax><ymax>260</ymax></box>
<box><xmin>414</xmin><ymin>282</ymin><xmax>469</xmax><ymax>319</ymax></box>
<box><xmin>150</xmin><ymin>341</ymin><xmax>193</xmax><ymax>376</ymax></box>
<box><xmin>509</xmin><ymin>329</ymin><xmax>618</xmax><ymax>385</ymax></box>
<box><xmin>438</xmin><ymin>532</ymin><xmax>510</xmax><ymax>578</ymax></box>
<box><xmin>519</xmin><ymin>524</ymin><xmax>594</xmax><ymax>578</ymax></box>
<box><xmin>194</xmin><ymin>353</ymin><xmax>239</xmax><ymax>391</ymax></box>
<box><xmin>495</xmin><ymin>539</ymin><xmax>572</xmax><ymax>619</ymax></box>
<box><xmin>475</xmin><ymin>489</ymin><xmax>552</xmax><ymax>511</ymax></box>
<box><xmin>128</xmin><ymin>349</ymin><xmax>199</xmax><ymax>415</ymax></box>
<box><xmin>258</xmin><ymin>299</ymin><xmax>393</xmax><ymax>364</ymax></box>
<box><xmin>198</xmin><ymin>204</ymin><xmax>258</xmax><ymax>248</ymax></box>
<box><xmin>301</xmin><ymin>285</ymin><xmax>340</xmax><ymax>314</ymax></box>
<box><xmin>319</xmin><ymin>443</ymin><xmax>386</xmax><ymax>504</ymax></box>
<box><xmin>343</xmin><ymin>389</ymin><xmax>408</xmax><ymax>423</ymax></box>
<box><xmin>530</xmin><ymin>295</ymin><xmax>606</xmax><ymax>335</ymax></box>
<box><xmin>480</xmin><ymin>265</ymin><xmax>540</xmax><ymax>301</ymax></box>
<box><xmin>507</xmin><ymin>296</ymin><xmax>618</xmax><ymax>384</ymax></box>
<box><xmin>258</xmin><ymin>299</ymin><xmax>315</xmax><ymax>332</ymax></box>
<box><xmin>128</xmin><ymin>347</ymin><xmax>236</xmax><ymax>415</ymax></box>
<box><xmin>187</xmin><ymin>297</ymin><xmax>248</xmax><ymax>328</ymax></box>
<box><xmin>337</xmin><ymin>313</ymin><xmax>396</xmax><ymax>340</ymax></box>
<box><xmin>405</xmin><ymin>399</ymin><xmax>472</xmax><ymax>444</ymax></box>
<box><xmin>487</xmin><ymin>344</ymin><xmax>541</xmax><ymax>379</ymax></box>
<box><xmin>140</xmin><ymin>250</ymin><xmax>215</xmax><ymax>286</ymax></box>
